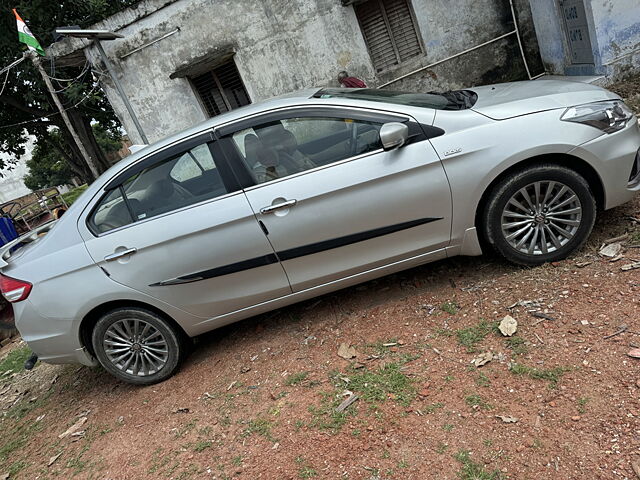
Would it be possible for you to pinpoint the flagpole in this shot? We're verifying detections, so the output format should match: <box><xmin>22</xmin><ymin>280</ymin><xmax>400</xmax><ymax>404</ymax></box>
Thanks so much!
<box><xmin>29</xmin><ymin>52</ymin><xmax>100</xmax><ymax>180</ymax></box>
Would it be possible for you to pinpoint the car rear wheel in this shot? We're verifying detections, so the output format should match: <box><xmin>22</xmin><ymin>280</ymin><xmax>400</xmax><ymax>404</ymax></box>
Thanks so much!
<box><xmin>92</xmin><ymin>307</ymin><xmax>183</xmax><ymax>385</ymax></box>
<box><xmin>483</xmin><ymin>164</ymin><xmax>596</xmax><ymax>266</ymax></box>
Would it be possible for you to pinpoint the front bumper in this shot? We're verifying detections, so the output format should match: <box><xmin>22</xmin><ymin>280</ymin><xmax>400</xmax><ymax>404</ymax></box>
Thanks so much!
<box><xmin>570</xmin><ymin>119</ymin><xmax>640</xmax><ymax>209</ymax></box>
<box><xmin>13</xmin><ymin>299</ymin><xmax>97</xmax><ymax>367</ymax></box>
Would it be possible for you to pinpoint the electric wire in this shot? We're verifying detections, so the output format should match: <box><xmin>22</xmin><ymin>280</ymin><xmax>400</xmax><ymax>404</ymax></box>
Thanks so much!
<box><xmin>0</xmin><ymin>73</ymin><xmax>106</xmax><ymax>130</ymax></box>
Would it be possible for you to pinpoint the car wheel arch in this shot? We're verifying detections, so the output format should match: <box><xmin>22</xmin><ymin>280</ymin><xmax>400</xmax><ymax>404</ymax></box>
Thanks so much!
<box><xmin>474</xmin><ymin>153</ymin><xmax>605</xmax><ymax>250</ymax></box>
<box><xmin>79</xmin><ymin>299</ymin><xmax>188</xmax><ymax>357</ymax></box>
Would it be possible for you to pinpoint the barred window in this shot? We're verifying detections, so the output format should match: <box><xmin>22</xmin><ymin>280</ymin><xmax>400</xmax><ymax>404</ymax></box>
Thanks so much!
<box><xmin>354</xmin><ymin>0</ymin><xmax>423</xmax><ymax>72</ymax></box>
<box><xmin>191</xmin><ymin>58</ymin><xmax>251</xmax><ymax>118</ymax></box>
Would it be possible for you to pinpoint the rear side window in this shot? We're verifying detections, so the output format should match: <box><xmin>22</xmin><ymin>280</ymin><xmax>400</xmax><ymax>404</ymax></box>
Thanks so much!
<box><xmin>90</xmin><ymin>141</ymin><xmax>230</xmax><ymax>234</ymax></box>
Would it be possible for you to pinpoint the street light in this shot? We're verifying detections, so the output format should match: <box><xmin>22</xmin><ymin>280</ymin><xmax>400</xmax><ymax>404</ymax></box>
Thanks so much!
<box><xmin>54</xmin><ymin>27</ymin><xmax>149</xmax><ymax>144</ymax></box>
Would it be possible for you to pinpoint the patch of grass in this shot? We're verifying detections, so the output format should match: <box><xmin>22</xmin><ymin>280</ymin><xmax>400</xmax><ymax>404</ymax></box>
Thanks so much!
<box><xmin>475</xmin><ymin>372</ymin><xmax>491</xmax><ymax>387</ymax></box>
<box><xmin>425</xmin><ymin>402</ymin><xmax>445</xmax><ymax>413</ymax></box>
<box><xmin>286</xmin><ymin>371</ymin><xmax>309</xmax><ymax>386</ymax></box>
<box><xmin>465</xmin><ymin>394</ymin><xmax>493</xmax><ymax>410</ymax></box>
<box><xmin>398</xmin><ymin>459</ymin><xmax>409</xmax><ymax>468</ymax></box>
<box><xmin>444</xmin><ymin>374</ymin><xmax>455</xmax><ymax>383</ymax></box>
<box><xmin>61</xmin><ymin>184</ymin><xmax>88</xmax><ymax>205</ymax></box>
<box><xmin>441</xmin><ymin>301</ymin><xmax>459</xmax><ymax>315</ymax></box>
<box><xmin>483</xmin><ymin>439</ymin><xmax>493</xmax><ymax>447</ymax></box>
<box><xmin>351</xmin><ymin>428</ymin><xmax>361</xmax><ymax>437</ymax></box>
<box><xmin>504</xmin><ymin>336</ymin><xmax>528</xmax><ymax>355</ymax></box>
<box><xmin>456</xmin><ymin>320</ymin><xmax>496</xmax><ymax>352</ymax></box>
<box><xmin>509</xmin><ymin>363</ymin><xmax>567</xmax><ymax>388</ymax></box>
<box><xmin>298</xmin><ymin>466</ymin><xmax>318</xmax><ymax>478</ymax></box>
<box><xmin>232</xmin><ymin>455</ymin><xmax>243</xmax><ymax>466</ymax></box>
<box><xmin>434</xmin><ymin>327</ymin><xmax>454</xmax><ymax>337</ymax></box>
<box><xmin>6</xmin><ymin>390</ymin><xmax>52</xmax><ymax>420</ymax></box>
<box><xmin>436</xmin><ymin>442</ymin><xmax>449</xmax><ymax>454</ymax></box>
<box><xmin>363</xmin><ymin>338</ymin><xmax>399</xmax><ymax>357</ymax></box>
<box><xmin>578</xmin><ymin>397</ymin><xmax>589</xmax><ymax>414</ymax></box>
<box><xmin>242</xmin><ymin>418</ymin><xmax>276</xmax><ymax>442</ymax></box>
<box><xmin>442</xmin><ymin>423</ymin><xmax>454</xmax><ymax>432</ymax></box>
<box><xmin>629</xmin><ymin>230</ymin><xmax>640</xmax><ymax>244</ymax></box>
<box><xmin>454</xmin><ymin>450</ymin><xmax>503</xmax><ymax>480</ymax></box>
<box><xmin>7</xmin><ymin>460</ymin><xmax>26</xmax><ymax>477</ymax></box>
<box><xmin>346</xmin><ymin>363</ymin><xmax>416</xmax><ymax>406</ymax></box>
<box><xmin>308</xmin><ymin>399</ymin><xmax>349</xmax><ymax>433</ymax></box>
<box><xmin>0</xmin><ymin>347</ymin><xmax>32</xmax><ymax>377</ymax></box>
<box><xmin>194</xmin><ymin>440</ymin><xmax>212</xmax><ymax>452</ymax></box>
<box><xmin>173</xmin><ymin>419</ymin><xmax>197</xmax><ymax>438</ymax></box>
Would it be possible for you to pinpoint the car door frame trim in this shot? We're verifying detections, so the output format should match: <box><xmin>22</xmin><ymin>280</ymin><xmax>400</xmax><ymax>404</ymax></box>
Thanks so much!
<box><xmin>149</xmin><ymin>217</ymin><xmax>442</xmax><ymax>286</ymax></box>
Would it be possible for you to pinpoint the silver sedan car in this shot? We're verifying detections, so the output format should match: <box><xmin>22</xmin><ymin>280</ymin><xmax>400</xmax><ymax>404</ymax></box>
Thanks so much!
<box><xmin>2</xmin><ymin>80</ymin><xmax>639</xmax><ymax>384</ymax></box>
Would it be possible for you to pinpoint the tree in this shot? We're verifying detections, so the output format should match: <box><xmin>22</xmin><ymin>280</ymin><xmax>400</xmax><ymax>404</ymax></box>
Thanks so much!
<box><xmin>23</xmin><ymin>124</ymin><xmax>122</xmax><ymax>190</ymax></box>
<box><xmin>0</xmin><ymin>1</ymin><xmax>138</xmax><ymax>183</ymax></box>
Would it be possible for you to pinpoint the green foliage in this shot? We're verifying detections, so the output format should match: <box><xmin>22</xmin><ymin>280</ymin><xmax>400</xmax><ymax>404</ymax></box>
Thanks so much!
<box><xmin>24</xmin><ymin>125</ymin><xmax>122</xmax><ymax>189</ymax></box>
<box><xmin>193</xmin><ymin>440</ymin><xmax>212</xmax><ymax>452</ymax></box>
<box><xmin>61</xmin><ymin>184</ymin><xmax>88</xmax><ymax>205</ymax></box>
<box><xmin>346</xmin><ymin>362</ymin><xmax>416</xmax><ymax>406</ymax></box>
<box><xmin>441</xmin><ymin>301</ymin><xmax>459</xmax><ymax>315</ymax></box>
<box><xmin>456</xmin><ymin>320</ymin><xmax>497</xmax><ymax>352</ymax></box>
<box><xmin>475</xmin><ymin>372</ymin><xmax>491</xmax><ymax>387</ymax></box>
<box><xmin>242</xmin><ymin>418</ymin><xmax>275</xmax><ymax>442</ymax></box>
<box><xmin>454</xmin><ymin>450</ymin><xmax>503</xmax><ymax>480</ymax></box>
<box><xmin>285</xmin><ymin>371</ymin><xmax>309</xmax><ymax>386</ymax></box>
<box><xmin>509</xmin><ymin>363</ymin><xmax>567</xmax><ymax>388</ymax></box>
<box><xmin>504</xmin><ymin>336</ymin><xmax>528</xmax><ymax>355</ymax></box>
<box><xmin>0</xmin><ymin>1</ymin><xmax>134</xmax><ymax>180</ymax></box>
<box><xmin>465</xmin><ymin>394</ymin><xmax>493</xmax><ymax>410</ymax></box>
<box><xmin>0</xmin><ymin>346</ymin><xmax>32</xmax><ymax>377</ymax></box>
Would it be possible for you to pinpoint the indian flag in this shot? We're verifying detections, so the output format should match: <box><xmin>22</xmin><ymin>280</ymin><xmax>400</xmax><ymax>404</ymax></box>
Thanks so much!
<box><xmin>13</xmin><ymin>9</ymin><xmax>45</xmax><ymax>56</ymax></box>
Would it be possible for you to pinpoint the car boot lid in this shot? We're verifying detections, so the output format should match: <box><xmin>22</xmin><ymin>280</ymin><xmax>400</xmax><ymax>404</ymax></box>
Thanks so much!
<box><xmin>0</xmin><ymin>221</ymin><xmax>57</xmax><ymax>270</ymax></box>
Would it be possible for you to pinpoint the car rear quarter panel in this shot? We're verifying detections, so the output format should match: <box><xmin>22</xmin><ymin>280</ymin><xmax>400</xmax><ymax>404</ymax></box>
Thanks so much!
<box><xmin>430</xmin><ymin>109</ymin><xmax>611</xmax><ymax>249</ymax></box>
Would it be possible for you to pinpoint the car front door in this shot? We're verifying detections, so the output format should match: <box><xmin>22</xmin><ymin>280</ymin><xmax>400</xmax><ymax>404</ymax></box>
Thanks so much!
<box><xmin>78</xmin><ymin>132</ymin><xmax>291</xmax><ymax>319</ymax></box>
<box><xmin>218</xmin><ymin>107</ymin><xmax>452</xmax><ymax>293</ymax></box>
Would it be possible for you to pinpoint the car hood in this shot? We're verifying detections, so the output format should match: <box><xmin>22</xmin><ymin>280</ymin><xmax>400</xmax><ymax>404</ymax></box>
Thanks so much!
<box><xmin>470</xmin><ymin>79</ymin><xmax>620</xmax><ymax>120</ymax></box>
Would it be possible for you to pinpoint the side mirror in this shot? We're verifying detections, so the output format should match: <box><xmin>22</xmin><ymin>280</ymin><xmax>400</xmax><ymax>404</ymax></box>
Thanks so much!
<box><xmin>379</xmin><ymin>122</ymin><xmax>409</xmax><ymax>151</ymax></box>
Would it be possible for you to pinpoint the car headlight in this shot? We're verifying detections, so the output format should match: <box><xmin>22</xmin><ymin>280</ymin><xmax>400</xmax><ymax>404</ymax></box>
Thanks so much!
<box><xmin>561</xmin><ymin>100</ymin><xmax>635</xmax><ymax>133</ymax></box>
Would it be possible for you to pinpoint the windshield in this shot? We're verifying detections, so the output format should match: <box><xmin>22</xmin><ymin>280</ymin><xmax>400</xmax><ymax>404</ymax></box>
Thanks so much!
<box><xmin>313</xmin><ymin>88</ymin><xmax>477</xmax><ymax>110</ymax></box>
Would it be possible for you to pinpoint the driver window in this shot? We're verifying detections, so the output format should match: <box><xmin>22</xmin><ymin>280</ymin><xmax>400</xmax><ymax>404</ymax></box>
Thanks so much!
<box><xmin>231</xmin><ymin>116</ymin><xmax>383</xmax><ymax>185</ymax></box>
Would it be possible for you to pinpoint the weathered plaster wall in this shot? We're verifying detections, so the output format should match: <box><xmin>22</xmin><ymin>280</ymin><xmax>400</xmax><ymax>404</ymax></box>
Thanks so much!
<box><xmin>527</xmin><ymin>0</ymin><xmax>567</xmax><ymax>74</ymax></box>
<box><xmin>528</xmin><ymin>0</ymin><xmax>640</xmax><ymax>81</ymax></box>
<box><xmin>590</xmin><ymin>0</ymin><xmax>640</xmax><ymax>79</ymax></box>
<box><xmin>77</xmin><ymin>0</ymin><xmax>376</xmax><ymax>143</ymax></box>
<box><xmin>50</xmin><ymin>0</ymin><xmax>543</xmax><ymax>144</ymax></box>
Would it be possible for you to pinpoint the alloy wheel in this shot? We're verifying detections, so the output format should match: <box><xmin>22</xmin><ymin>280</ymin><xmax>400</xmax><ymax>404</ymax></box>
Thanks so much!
<box><xmin>103</xmin><ymin>318</ymin><xmax>169</xmax><ymax>376</ymax></box>
<box><xmin>500</xmin><ymin>180</ymin><xmax>582</xmax><ymax>255</ymax></box>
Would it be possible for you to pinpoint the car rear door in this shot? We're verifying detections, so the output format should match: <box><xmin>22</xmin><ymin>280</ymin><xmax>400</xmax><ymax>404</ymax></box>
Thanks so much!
<box><xmin>217</xmin><ymin>107</ymin><xmax>452</xmax><ymax>293</ymax></box>
<box><xmin>78</xmin><ymin>132</ymin><xmax>291</xmax><ymax>319</ymax></box>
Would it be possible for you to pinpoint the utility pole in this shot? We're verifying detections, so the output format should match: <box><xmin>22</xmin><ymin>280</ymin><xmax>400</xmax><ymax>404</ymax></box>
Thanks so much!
<box><xmin>30</xmin><ymin>52</ymin><xmax>100</xmax><ymax>180</ymax></box>
<box><xmin>93</xmin><ymin>40</ymin><xmax>148</xmax><ymax>144</ymax></box>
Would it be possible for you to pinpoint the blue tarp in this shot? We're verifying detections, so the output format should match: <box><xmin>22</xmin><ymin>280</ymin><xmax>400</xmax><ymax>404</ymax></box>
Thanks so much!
<box><xmin>0</xmin><ymin>217</ymin><xmax>18</xmax><ymax>247</ymax></box>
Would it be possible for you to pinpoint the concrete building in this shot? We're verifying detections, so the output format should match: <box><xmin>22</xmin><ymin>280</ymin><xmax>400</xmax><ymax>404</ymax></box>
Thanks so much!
<box><xmin>530</xmin><ymin>0</ymin><xmax>640</xmax><ymax>79</ymax></box>
<box><xmin>0</xmin><ymin>138</ymin><xmax>33</xmax><ymax>204</ymax></box>
<box><xmin>49</xmin><ymin>0</ymin><xmax>638</xmax><ymax>145</ymax></box>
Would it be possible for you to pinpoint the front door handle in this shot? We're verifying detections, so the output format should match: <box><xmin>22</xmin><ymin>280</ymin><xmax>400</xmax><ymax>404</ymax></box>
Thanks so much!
<box><xmin>260</xmin><ymin>199</ymin><xmax>297</xmax><ymax>215</ymax></box>
<box><xmin>104</xmin><ymin>247</ymin><xmax>137</xmax><ymax>262</ymax></box>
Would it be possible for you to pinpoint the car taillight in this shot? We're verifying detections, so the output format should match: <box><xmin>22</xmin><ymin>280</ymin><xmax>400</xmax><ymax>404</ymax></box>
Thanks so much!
<box><xmin>0</xmin><ymin>274</ymin><xmax>32</xmax><ymax>303</ymax></box>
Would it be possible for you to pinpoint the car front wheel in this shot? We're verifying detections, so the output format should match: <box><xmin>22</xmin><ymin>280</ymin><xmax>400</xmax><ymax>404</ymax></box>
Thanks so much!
<box><xmin>483</xmin><ymin>164</ymin><xmax>596</xmax><ymax>266</ymax></box>
<box><xmin>92</xmin><ymin>307</ymin><xmax>183</xmax><ymax>385</ymax></box>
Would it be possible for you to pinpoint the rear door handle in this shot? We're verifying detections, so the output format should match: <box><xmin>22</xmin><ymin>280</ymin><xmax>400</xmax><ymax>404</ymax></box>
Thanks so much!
<box><xmin>260</xmin><ymin>199</ymin><xmax>297</xmax><ymax>214</ymax></box>
<box><xmin>104</xmin><ymin>247</ymin><xmax>137</xmax><ymax>262</ymax></box>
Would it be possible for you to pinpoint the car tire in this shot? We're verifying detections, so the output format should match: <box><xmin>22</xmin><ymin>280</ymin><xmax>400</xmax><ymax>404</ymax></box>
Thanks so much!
<box><xmin>483</xmin><ymin>164</ymin><xmax>596</xmax><ymax>266</ymax></box>
<box><xmin>92</xmin><ymin>307</ymin><xmax>184</xmax><ymax>385</ymax></box>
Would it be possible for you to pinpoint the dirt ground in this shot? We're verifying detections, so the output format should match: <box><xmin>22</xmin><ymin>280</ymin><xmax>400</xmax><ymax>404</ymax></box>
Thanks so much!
<box><xmin>1</xmin><ymin>81</ymin><xmax>640</xmax><ymax>480</ymax></box>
